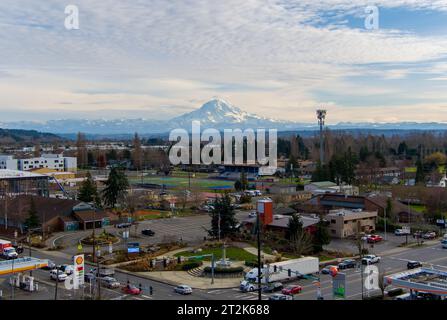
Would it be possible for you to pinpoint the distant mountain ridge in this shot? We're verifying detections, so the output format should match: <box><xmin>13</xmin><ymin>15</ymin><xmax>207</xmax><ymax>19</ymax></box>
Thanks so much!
<box><xmin>1</xmin><ymin>98</ymin><xmax>446</xmax><ymax>134</ymax></box>
<box><xmin>0</xmin><ymin>128</ymin><xmax>62</xmax><ymax>143</ymax></box>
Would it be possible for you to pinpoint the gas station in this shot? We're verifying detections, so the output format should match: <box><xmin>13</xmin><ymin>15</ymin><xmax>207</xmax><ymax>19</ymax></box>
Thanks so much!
<box><xmin>0</xmin><ymin>257</ymin><xmax>49</xmax><ymax>294</ymax></box>
<box><xmin>384</xmin><ymin>267</ymin><xmax>447</xmax><ymax>299</ymax></box>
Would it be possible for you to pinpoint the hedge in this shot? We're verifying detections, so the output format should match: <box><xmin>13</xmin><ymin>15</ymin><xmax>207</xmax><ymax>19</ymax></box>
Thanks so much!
<box><xmin>244</xmin><ymin>260</ymin><xmax>259</xmax><ymax>268</ymax></box>
<box><xmin>203</xmin><ymin>266</ymin><xmax>244</xmax><ymax>274</ymax></box>
<box><xmin>180</xmin><ymin>261</ymin><xmax>203</xmax><ymax>271</ymax></box>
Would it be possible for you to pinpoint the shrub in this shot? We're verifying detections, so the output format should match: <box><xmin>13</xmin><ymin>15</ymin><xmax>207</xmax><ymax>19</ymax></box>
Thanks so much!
<box><xmin>244</xmin><ymin>260</ymin><xmax>258</xmax><ymax>268</ymax></box>
<box><xmin>204</xmin><ymin>266</ymin><xmax>244</xmax><ymax>274</ymax></box>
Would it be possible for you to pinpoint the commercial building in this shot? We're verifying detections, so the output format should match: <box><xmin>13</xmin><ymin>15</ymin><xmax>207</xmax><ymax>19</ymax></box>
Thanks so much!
<box><xmin>0</xmin><ymin>169</ymin><xmax>50</xmax><ymax>197</ymax></box>
<box><xmin>18</xmin><ymin>154</ymin><xmax>77</xmax><ymax>172</ymax></box>
<box><xmin>304</xmin><ymin>181</ymin><xmax>359</xmax><ymax>196</ymax></box>
<box><xmin>326</xmin><ymin>209</ymin><xmax>378</xmax><ymax>238</ymax></box>
<box><xmin>0</xmin><ymin>195</ymin><xmax>110</xmax><ymax>232</ymax></box>
<box><xmin>0</xmin><ymin>155</ymin><xmax>18</xmax><ymax>170</ymax></box>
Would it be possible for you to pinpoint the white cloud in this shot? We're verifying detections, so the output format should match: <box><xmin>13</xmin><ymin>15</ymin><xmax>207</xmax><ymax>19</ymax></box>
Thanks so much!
<box><xmin>0</xmin><ymin>0</ymin><xmax>446</xmax><ymax>122</ymax></box>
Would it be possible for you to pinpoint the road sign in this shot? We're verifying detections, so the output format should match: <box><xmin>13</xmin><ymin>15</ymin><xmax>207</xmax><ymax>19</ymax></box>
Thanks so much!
<box><xmin>73</xmin><ymin>254</ymin><xmax>85</xmax><ymax>288</ymax></box>
<box><xmin>332</xmin><ymin>272</ymin><xmax>346</xmax><ymax>299</ymax></box>
<box><xmin>127</xmin><ymin>242</ymin><xmax>140</xmax><ymax>253</ymax></box>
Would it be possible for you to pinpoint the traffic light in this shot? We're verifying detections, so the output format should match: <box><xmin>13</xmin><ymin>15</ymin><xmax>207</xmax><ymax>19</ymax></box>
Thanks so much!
<box><xmin>288</xmin><ymin>269</ymin><xmax>291</xmax><ymax>277</ymax></box>
<box><xmin>177</xmin><ymin>256</ymin><xmax>182</xmax><ymax>264</ymax></box>
<box><xmin>274</xmin><ymin>265</ymin><xmax>277</xmax><ymax>273</ymax></box>
<box><xmin>149</xmin><ymin>286</ymin><xmax>153</xmax><ymax>295</ymax></box>
<box><xmin>163</xmin><ymin>258</ymin><xmax>167</xmax><ymax>268</ymax></box>
<box><xmin>150</xmin><ymin>259</ymin><xmax>154</xmax><ymax>268</ymax></box>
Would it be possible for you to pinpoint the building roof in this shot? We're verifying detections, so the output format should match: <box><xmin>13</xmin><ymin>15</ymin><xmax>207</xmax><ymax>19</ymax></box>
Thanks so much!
<box><xmin>0</xmin><ymin>195</ymin><xmax>81</xmax><ymax>224</ymax></box>
<box><xmin>0</xmin><ymin>169</ymin><xmax>47</xmax><ymax>180</ymax></box>
<box><xmin>73</xmin><ymin>210</ymin><xmax>108</xmax><ymax>222</ymax></box>
<box><xmin>243</xmin><ymin>214</ymin><xmax>319</xmax><ymax>229</ymax></box>
<box><xmin>308</xmin><ymin>181</ymin><xmax>337</xmax><ymax>188</ymax></box>
<box><xmin>274</xmin><ymin>207</ymin><xmax>297</xmax><ymax>215</ymax></box>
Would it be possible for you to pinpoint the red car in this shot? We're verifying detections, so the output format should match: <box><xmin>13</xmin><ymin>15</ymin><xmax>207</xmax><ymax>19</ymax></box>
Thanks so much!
<box><xmin>367</xmin><ymin>235</ymin><xmax>383</xmax><ymax>243</ymax></box>
<box><xmin>122</xmin><ymin>285</ymin><xmax>142</xmax><ymax>295</ymax></box>
<box><xmin>281</xmin><ymin>285</ymin><xmax>302</xmax><ymax>295</ymax></box>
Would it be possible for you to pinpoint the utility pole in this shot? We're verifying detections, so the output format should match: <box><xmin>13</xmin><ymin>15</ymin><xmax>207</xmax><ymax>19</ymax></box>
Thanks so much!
<box><xmin>3</xmin><ymin>181</ymin><xmax>8</xmax><ymax>230</ymax></box>
<box><xmin>256</xmin><ymin>211</ymin><xmax>262</xmax><ymax>301</ymax></box>
<box><xmin>316</xmin><ymin>109</ymin><xmax>327</xmax><ymax>165</ymax></box>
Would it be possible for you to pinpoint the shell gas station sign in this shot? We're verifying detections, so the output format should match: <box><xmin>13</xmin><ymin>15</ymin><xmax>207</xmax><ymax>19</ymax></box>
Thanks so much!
<box><xmin>73</xmin><ymin>254</ymin><xmax>85</xmax><ymax>288</ymax></box>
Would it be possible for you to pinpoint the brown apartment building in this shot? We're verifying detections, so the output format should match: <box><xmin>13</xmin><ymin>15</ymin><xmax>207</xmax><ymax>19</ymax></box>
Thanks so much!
<box><xmin>327</xmin><ymin>209</ymin><xmax>378</xmax><ymax>238</ymax></box>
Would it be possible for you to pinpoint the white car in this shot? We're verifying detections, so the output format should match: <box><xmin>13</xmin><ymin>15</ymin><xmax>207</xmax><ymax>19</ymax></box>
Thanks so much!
<box><xmin>361</xmin><ymin>254</ymin><xmax>381</xmax><ymax>265</ymax></box>
<box><xmin>394</xmin><ymin>229</ymin><xmax>410</xmax><ymax>236</ymax></box>
<box><xmin>174</xmin><ymin>285</ymin><xmax>193</xmax><ymax>295</ymax></box>
<box><xmin>50</xmin><ymin>270</ymin><xmax>68</xmax><ymax>282</ymax></box>
<box><xmin>248</xmin><ymin>211</ymin><xmax>257</xmax><ymax>218</ymax></box>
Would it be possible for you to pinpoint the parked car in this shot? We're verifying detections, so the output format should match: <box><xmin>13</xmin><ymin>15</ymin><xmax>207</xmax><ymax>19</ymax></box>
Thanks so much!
<box><xmin>407</xmin><ymin>261</ymin><xmax>422</xmax><ymax>269</ymax></box>
<box><xmin>262</xmin><ymin>282</ymin><xmax>283</xmax><ymax>293</ymax></box>
<box><xmin>122</xmin><ymin>284</ymin><xmax>141</xmax><ymax>295</ymax></box>
<box><xmin>116</xmin><ymin>222</ymin><xmax>132</xmax><ymax>228</ymax></box>
<box><xmin>269</xmin><ymin>293</ymin><xmax>293</xmax><ymax>301</ymax></box>
<box><xmin>385</xmin><ymin>287</ymin><xmax>404</xmax><ymax>297</ymax></box>
<box><xmin>101</xmin><ymin>277</ymin><xmax>120</xmax><ymax>289</ymax></box>
<box><xmin>338</xmin><ymin>259</ymin><xmax>357</xmax><ymax>269</ymax></box>
<box><xmin>248</xmin><ymin>211</ymin><xmax>257</xmax><ymax>218</ymax></box>
<box><xmin>367</xmin><ymin>235</ymin><xmax>383</xmax><ymax>243</ymax></box>
<box><xmin>321</xmin><ymin>265</ymin><xmax>338</xmax><ymax>274</ymax></box>
<box><xmin>362</xmin><ymin>254</ymin><xmax>381</xmax><ymax>265</ymax></box>
<box><xmin>141</xmin><ymin>229</ymin><xmax>155</xmax><ymax>236</ymax></box>
<box><xmin>50</xmin><ymin>270</ymin><xmax>68</xmax><ymax>282</ymax></box>
<box><xmin>281</xmin><ymin>285</ymin><xmax>302</xmax><ymax>295</ymax></box>
<box><xmin>422</xmin><ymin>232</ymin><xmax>437</xmax><ymax>240</ymax></box>
<box><xmin>174</xmin><ymin>285</ymin><xmax>193</xmax><ymax>295</ymax></box>
<box><xmin>441</xmin><ymin>240</ymin><xmax>447</xmax><ymax>249</ymax></box>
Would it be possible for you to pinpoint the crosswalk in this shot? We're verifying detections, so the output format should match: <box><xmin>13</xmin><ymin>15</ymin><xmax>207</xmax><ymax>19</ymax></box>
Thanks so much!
<box><xmin>207</xmin><ymin>288</ymin><xmax>269</xmax><ymax>300</ymax></box>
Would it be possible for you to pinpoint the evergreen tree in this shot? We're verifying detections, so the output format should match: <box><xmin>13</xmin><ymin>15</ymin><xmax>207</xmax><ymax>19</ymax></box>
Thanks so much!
<box><xmin>312</xmin><ymin>217</ymin><xmax>331</xmax><ymax>253</ymax></box>
<box><xmin>78</xmin><ymin>171</ymin><xmax>100</xmax><ymax>206</ymax></box>
<box><xmin>415</xmin><ymin>159</ymin><xmax>425</xmax><ymax>184</ymax></box>
<box><xmin>102</xmin><ymin>167</ymin><xmax>129</xmax><ymax>208</ymax></box>
<box><xmin>25</xmin><ymin>198</ymin><xmax>40</xmax><ymax>229</ymax></box>
<box><xmin>210</xmin><ymin>194</ymin><xmax>238</xmax><ymax>238</ymax></box>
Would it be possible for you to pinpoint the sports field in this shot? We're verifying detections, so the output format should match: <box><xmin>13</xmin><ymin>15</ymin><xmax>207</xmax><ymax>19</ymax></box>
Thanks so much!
<box><xmin>128</xmin><ymin>176</ymin><xmax>235</xmax><ymax>191</ymax></box>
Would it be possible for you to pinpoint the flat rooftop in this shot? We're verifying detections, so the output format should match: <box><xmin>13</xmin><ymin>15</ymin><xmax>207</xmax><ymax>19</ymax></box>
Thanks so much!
<box><xmin>384</xmin><ymin>268</ymin><xmax>447</xmax><ymax>296</ymax></box>
<box><xmin>0</xmin><ymin>169</ymin><xmax>47</xmax><ymax>179</ymax></box>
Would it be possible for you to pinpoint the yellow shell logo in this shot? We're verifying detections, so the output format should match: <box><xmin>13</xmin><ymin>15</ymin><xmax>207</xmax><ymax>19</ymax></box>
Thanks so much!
<box><xmin>75</xmin><ymin>256</ymin><xmax>84</xmax><ymax>265</ymax></box>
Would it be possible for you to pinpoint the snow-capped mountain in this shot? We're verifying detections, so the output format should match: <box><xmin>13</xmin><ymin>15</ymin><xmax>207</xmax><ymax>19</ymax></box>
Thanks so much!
<box><xmin>170</xmin><ymin>98</ymin><xmax>295</xmax><ymax>129</ymax></box>
<box><xmin>1</xmin><ymin>98</ymin><xmax>446</xmax><ymax>135</ymax></box>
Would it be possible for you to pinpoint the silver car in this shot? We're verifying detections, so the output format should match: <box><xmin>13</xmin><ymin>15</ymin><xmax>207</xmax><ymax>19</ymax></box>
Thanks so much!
<box><xmin>174</xmin><ymin>285</ymin><xmax>193</xmax><ymax>295</ymax></box>
<box><xmin>101</xmin><ymin>276</ymin><xmax>120</xmax><ymax>289</ymax></box>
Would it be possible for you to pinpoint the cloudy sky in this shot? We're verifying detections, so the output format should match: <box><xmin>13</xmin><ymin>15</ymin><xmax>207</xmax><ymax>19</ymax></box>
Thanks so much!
<box><xmin>0</xmin><ymin>0</ymin><xmax>447</xmax><ymax>123</ymax></box>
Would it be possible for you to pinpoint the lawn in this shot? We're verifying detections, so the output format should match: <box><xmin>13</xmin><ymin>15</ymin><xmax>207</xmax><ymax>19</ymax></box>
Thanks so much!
<box><xmin>405</xmin><ymin>167</ymin><xmax>417</xmax><ymax>173</ymax></box>
<box><xmin>174</xmin><ymin>246</ymin><xmax>257</xmax><ymax>262</ymax></box>
<box><xmin>409</xmin><ymin>204</ymin><xmax>426</xmax><ymax>213</ymax></box>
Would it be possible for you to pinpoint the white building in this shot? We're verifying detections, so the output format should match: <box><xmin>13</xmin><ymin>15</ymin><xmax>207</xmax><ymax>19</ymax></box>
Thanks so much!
<box><xmin>17</xmin><ymin>154</ymin><xmax>77</xmax><ymax>172</ymax></box>
<box><xmin>0</xmin><ymin>155</ymin><xmax>18</xmax><ymax>170</ymax></box>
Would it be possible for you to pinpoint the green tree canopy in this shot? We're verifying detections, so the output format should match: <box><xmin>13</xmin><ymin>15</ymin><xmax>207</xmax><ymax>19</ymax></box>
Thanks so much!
<box><xmin>78</xmin><ymin>171</ymin><xmax>100</xmax><ymax>206</ymax></box>
<box><xmin>102</xmin><ymin>167</ymin><xmax>129</xmax><ymax>208</ymax></box>
<box><xmin>210</xmin><ymin>194</ymin><xmax>238</xmax><ymax>239</ymax></box>
<box><xmin>25</xmin><ymin>198</ymin><xmax>40</xmax><ymax>229</ymax></box>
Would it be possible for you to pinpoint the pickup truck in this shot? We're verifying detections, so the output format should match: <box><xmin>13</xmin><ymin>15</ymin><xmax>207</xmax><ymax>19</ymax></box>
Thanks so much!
<box><xmin>90</xmin><ymin>267</ymin><xmax>115</xmax><ymax>278</ymax></box>
<box><xmin>361</xmin><ymin>254</ymin><xmax>381</xmax><ymax>265</ymax></box>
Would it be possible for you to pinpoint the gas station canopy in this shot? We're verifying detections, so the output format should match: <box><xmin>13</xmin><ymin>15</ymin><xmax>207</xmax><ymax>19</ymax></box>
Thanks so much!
<box><xmin>0</xmin><ymin>257</ymin><xmax>48</xmax><ymax>276</ymax></box>
<box><xmin>384</xmin><ymin>267</ymin><xmax>447</xmax><ymax>296</ymax></box>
